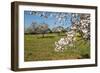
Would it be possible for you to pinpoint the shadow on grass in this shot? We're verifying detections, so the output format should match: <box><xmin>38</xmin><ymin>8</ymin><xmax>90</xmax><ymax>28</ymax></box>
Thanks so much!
<box><xmin>81</xmin><ymin>53</ymin><xmax>90</xmax><ymax>58</ymax></box>
<box><xmin>77</xmin><ymin>53</ymin><xmax>90</xmax><ymax>59</ymax></box>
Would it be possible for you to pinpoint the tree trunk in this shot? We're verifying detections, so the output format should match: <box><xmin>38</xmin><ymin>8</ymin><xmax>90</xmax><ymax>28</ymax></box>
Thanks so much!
<box><xmin>42</xmin><ymin>33</ymin><xmax>45</xmax><ymax>38</ymax></box>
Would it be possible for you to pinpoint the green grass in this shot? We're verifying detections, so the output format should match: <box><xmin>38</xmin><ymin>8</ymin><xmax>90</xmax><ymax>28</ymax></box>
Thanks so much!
<box><xmin>24</xmin><ymin>33</ymin><xmax>90</xmax><ymax>61</ymax></box>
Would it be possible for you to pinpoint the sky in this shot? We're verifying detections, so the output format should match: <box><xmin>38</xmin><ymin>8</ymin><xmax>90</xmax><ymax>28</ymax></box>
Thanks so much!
<box><xmin>24</xmin><ymin>11</ymin><xmax>73</xmax><ymax>29</ymax></box>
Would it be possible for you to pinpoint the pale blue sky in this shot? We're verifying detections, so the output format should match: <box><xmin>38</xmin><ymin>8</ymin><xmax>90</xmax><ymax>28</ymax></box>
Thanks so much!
<box><xmin>24</xmin><ymin>11</ymin><xmax>72</xmax><ymax>29</ymax></box>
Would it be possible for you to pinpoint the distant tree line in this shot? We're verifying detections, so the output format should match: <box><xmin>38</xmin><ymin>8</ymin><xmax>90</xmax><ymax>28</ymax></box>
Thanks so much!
<box><xmin>24</xmin><ymin>21</ymin><xmax>68</xmax><ymax>37</ymax></box>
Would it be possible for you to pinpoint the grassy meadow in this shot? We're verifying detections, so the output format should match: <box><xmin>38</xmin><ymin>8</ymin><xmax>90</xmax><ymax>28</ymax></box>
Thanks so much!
<box><xmin>24</xmin><ymin>33</ymin><xmax>90</xmax><ymax>61</ymax></box>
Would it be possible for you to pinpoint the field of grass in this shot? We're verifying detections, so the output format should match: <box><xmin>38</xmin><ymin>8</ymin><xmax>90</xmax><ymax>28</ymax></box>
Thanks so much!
<box><xmin>24</xmin><ymin>33</ymin><xmax>90</xmax><ymax>61</ymax></box>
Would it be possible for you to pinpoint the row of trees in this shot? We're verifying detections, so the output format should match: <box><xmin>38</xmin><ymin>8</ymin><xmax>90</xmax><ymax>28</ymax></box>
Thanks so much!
<box><xmin>25</xmin><ymin>22</ymin><xmax>68</xmax><ymax>37</ymax></box>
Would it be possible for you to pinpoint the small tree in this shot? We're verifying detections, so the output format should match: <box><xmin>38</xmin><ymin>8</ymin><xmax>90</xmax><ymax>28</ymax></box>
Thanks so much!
<box><xmin>25</xmin><ymin>21</ymin><xmax>39</xmax><ymax>34</ymax></box>
<box><xmin>31</xmin><ymin>21</ymin><xmax>39</xmax><ymax>34</ymax></box>
<box><xmin>52</xmin><ymin>26</ymin><xmax>65</xmax><ymax>35</ymax></box>
<box><xmin>35</xmin><ymin>24</ymin><xmax>49</xmax><ymax>37</ymax></box>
